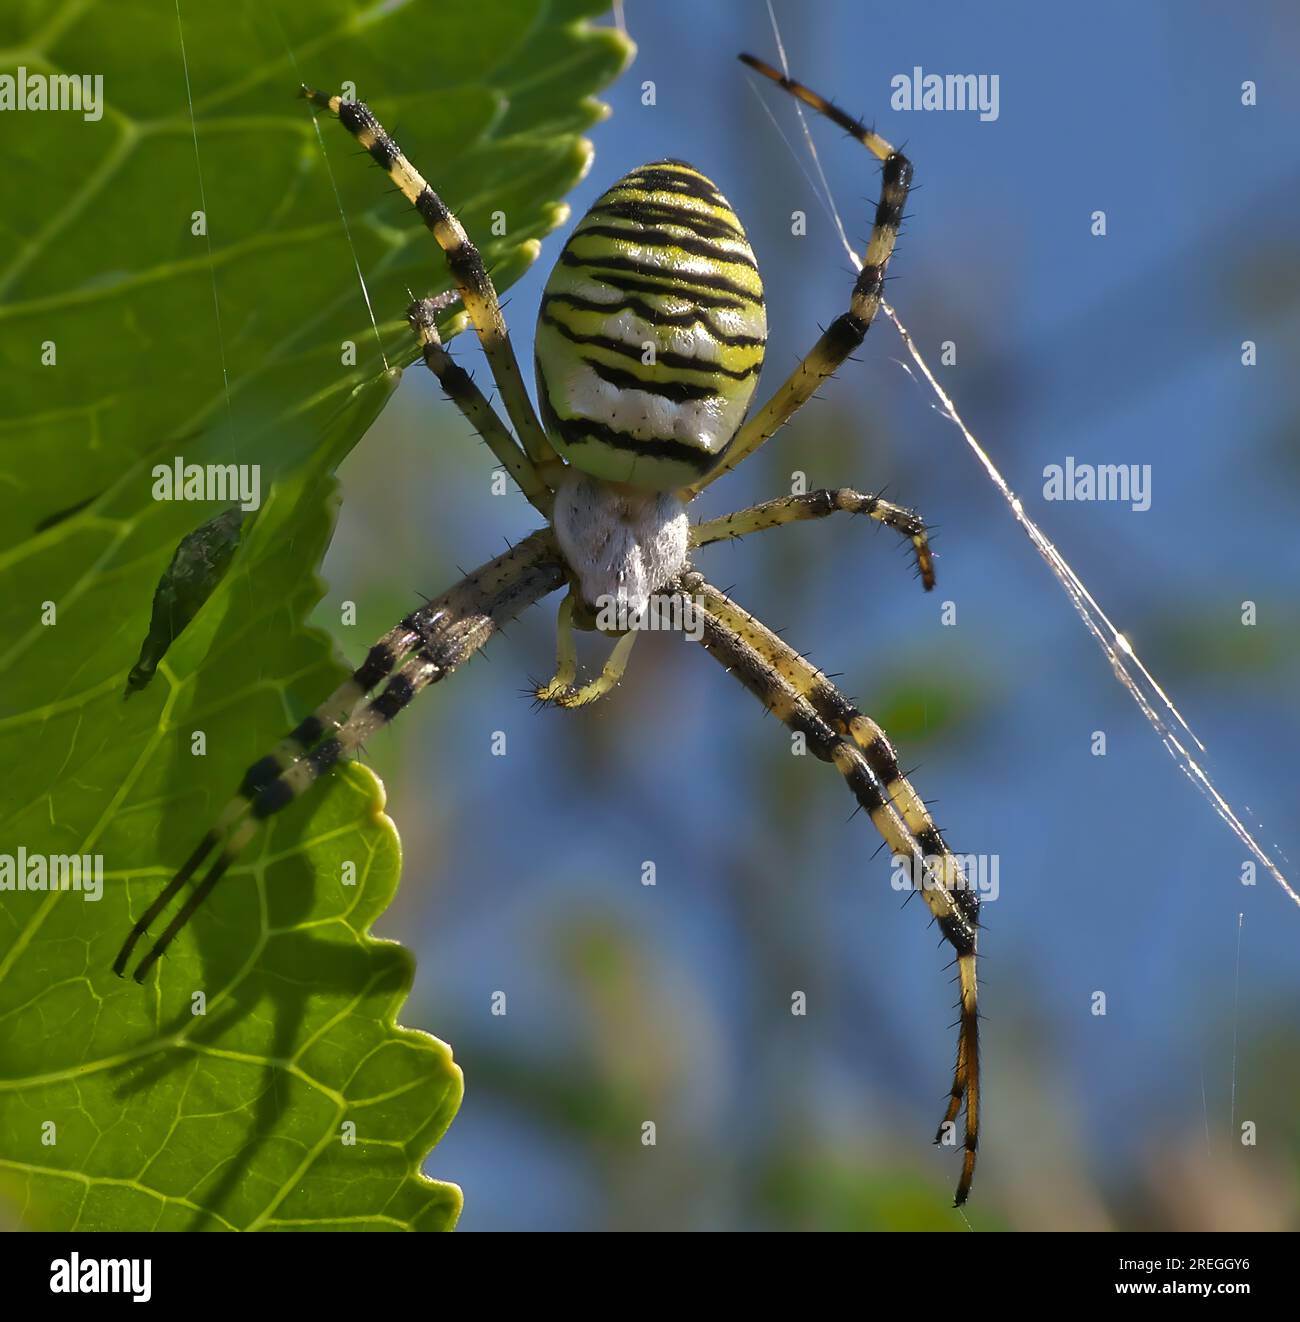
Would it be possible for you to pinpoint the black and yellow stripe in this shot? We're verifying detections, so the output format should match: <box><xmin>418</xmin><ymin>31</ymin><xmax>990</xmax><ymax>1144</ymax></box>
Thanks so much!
<box><xmin>690</xmin><ymin>487</ymin><xmax>935</xmax><ymax>591</ymax></box>
<box><xmin>114</xmin><ymin>532</ymin><xmax>567</xmax><ymax>982</ymax></box>
<box><xmin>406</xmin><ymin>296</ymin><xmax>555</xmax><ymax>517</ymax></box>
<box><xmin>535</xmin><ymin>159</ymin><xmax>767</xmax><ymax>490</ymax></box>
<box><xmin>681</xmin><ymin>570</ymin><xmax>980</xmax><ymax>1207</ymax></box>
<box><xmin>300</xmin><ymin>87</ymin><xmax>558</xmax><ymax>469</ymax></box>
<box><xmin>689</xmin><ymin>56</ymin><xmax>913</xmax><ymax>493</ymax></box>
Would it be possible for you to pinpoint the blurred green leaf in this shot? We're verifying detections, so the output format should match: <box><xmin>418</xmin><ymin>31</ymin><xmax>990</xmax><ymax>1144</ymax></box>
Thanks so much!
<box><xmin>758</xmin><ymin>1149</ymin><xmax>1005</xmax><ymax>1231</ymax></box>
<box><xmin>1142</xmin><ymin>607</ymin><xmax>1299</xmax><ymax>685</ymax></box>
<box><xmin>872</xmin><ymin>661</ymin><xmax>995</xmax><ymax>745</ymax></box>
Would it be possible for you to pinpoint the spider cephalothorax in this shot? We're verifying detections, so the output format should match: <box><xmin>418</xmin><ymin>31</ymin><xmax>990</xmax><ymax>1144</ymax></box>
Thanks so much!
<box><xmin>115</xmin><ymin>57</ymin><xmax>981</xmax><ymax>1208</ymax></box>
<box><xmin>549</xmin><ymin>471</ymin><xmax>689</xmax><ymax>619</ymax></box>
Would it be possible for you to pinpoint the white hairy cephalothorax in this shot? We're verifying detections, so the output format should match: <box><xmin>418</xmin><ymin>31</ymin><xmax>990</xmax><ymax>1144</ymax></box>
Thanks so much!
<box><xmin>551</xmin><ymin>469</ymin><xmax>690</xmax><ymax>616</ymax></box>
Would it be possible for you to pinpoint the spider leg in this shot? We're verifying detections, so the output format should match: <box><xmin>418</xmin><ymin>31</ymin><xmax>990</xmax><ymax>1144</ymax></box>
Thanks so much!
<box><xmin>110</xmin><ymin>616</ymin><xmax>419</xmax><ymax>980</ymax></box>
<box><xmin>688</xmin><ymin>55</ymin><xmax>911</xmax><ymax>494</ymax></box>
<box><xmin>677</xmin><ymin>568</ymin><xmax>979</xmax><ymax>1206</ymax></box>
<box><xmin>534</xmin><ymin>589</ymin><xmax>639</xmax><ymax>709</ymax></box>
<box><xmin>301</xmin><ymin>87</ymin><xmax>560</xmax><ymax>471</ymax></box>
<box><xmin>407</xmin><ymin>297</ymin><xmax>556</xmax><ymax>517</ymax></box>
<box><xmin>115</xmin><ymin>529</ymin><xmax>565</xmax><ymax>983</ymax></box>
<box><xmin>691</xmin><ymin>488</ymin><xmax>934</xmax><ymax>590</ymax></box>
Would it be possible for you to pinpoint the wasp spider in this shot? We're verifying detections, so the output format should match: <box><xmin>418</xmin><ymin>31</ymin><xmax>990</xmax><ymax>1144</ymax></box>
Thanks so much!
<box><xmin>115</xmin><ymin>55</ymin><xmax>981</xmax><ymax>1207</ymax></box>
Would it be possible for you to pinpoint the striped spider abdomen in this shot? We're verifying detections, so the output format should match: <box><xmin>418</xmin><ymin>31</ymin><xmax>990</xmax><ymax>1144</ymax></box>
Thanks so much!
<box><xmin>535</xmin><ymin>160</ymin><xmax>767</xmax><ymax>491</ymax></box>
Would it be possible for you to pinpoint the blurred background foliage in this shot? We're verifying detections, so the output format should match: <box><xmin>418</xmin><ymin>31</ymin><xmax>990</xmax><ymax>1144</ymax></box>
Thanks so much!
<box><xmin>307</xmin><ymin>0</ymin><xmax>1300</xmax><ymax>1229</ymax></box>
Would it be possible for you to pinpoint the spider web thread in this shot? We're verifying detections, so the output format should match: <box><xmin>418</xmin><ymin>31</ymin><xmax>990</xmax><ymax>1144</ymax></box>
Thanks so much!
<box><xmin>758</xmin><ymin>0</ymin><xmax>1298</xmax><ymax>911</ymax></box>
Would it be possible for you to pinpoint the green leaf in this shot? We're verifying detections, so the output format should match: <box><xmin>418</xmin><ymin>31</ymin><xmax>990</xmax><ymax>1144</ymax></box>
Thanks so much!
<box><xmin>0</xmin><ymin>0</ymin><xmax>632</xmax><ymax>1231</ymax></box>
<box><xmin>124</xmin><ymin>504</ymin><xmax>246</xmax><ymax>696</ymax></box>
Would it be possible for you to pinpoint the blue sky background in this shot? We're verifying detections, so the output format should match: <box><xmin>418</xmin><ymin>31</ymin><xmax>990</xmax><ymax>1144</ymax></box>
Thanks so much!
<box><xmin>318</xmin><ymin>0</ymin><xmax>1300</xmax><ymax>1229</ymax></box>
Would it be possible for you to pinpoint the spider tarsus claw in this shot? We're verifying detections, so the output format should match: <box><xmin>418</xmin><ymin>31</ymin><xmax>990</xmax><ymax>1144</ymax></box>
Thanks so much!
<box><xmin>112</xmin><ymin>932</ymin><xmax>146</xmax><ymax>979</ymax></box>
